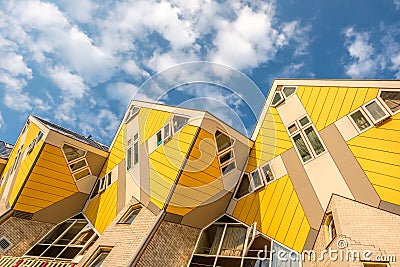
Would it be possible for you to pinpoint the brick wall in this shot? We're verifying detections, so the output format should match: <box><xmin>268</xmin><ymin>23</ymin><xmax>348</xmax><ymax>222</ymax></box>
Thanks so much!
<box><xmin>306</xmin><ymin>195</ymin><xmax>400</xmax><ymax>267</ymax></box>
<box><xmin>77</xmin><ymin>197</ymin><xmax>157</xmax><ymax>267</ymax></box>
<box><xmin>0</xmin><ymin>217</ymin><xmax>54</xmax><ymax>257</ymax></box>
<box><xmin>136</xmin><ymin>221</ymin><xmax>201</xmax><ymax>267</ymax></box>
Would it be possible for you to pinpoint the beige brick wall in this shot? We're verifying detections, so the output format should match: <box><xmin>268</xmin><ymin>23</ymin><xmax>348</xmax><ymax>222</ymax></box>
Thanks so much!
<box><xmin>0</xmin><ymin>217</ymin><xmax>54</xmax><ymax>257</ymax></box>
<box><xmin>306</xmin><ymin>195</ymin><xmax>400</xmax><ymax>267</ymax></box>
<box><xmin>77</xmin><ymin>197</ymin><xmax>158</xmax><ymax>267</ymax></box>
<box><xmin>136</xmin><ymin>221</ymin><xmax>201</xmax><ymax>267</ymax></box>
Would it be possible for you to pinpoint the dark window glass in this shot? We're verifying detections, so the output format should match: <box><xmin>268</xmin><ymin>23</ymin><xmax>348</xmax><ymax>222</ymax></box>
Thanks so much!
<box><xmin>215</xmin><ymin>131</ymin><xmax>232</xmax><ymax>152</ymax></box>
<box><xmin>380</xmin><ymin>90</ymin><xmax>400</xmax><ymax>113</ymax></box>
<box><xmin>235</xmin><ymin>174</ymin><xmax>251</xmax><ymax>199</ymax></box>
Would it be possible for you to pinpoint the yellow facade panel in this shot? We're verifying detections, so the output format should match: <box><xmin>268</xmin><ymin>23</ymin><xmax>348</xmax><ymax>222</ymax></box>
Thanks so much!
<box><xmin>310</xmin><ymin>87</ymin><xmax>329</xmax><ymax>127</ymax></box>
<box><xmin>14</xmin><ymin>202</ymin><xmax>42</xmax><ymax>213</ymax></box>
<box><xmin>244</xmin><ymin>191</ymin><xmax>263</xmax><ymax>226</ymax></box>
<box><xmin>283</xmin><ymin>205</ymin><xmax>305</xmax><ymax>249</ymax></box>
<box><xmin>101</xmin><ymin>124</ymin><xmax>126</xmax><ymax>176</ymax></box>
<box><xmin>337</xmin><ymin>88</ymin><xmax>356</xmax><ymax>119</ymax></box>
<box><xmin>373</xmin><ymin>185</ymin><xmax>400</xmax><ymax>206</ymax></box>
<box><xmin>305</xmin><ymin>87</ymin><xmax>321</xmax><ymax>115</ymax></box>
<box><xmin>292</xmin><ymin>217</ymin><xmax>311</xmax><ymax>253</ymax></box>
<box><xmin>139</xmin><ymin>108</ymin><xmax>173</xmax><ymax>144</ymax></box>
<box><xmin>274</xmin><ymin>193</ymin><xmax>299</xmax><ymax>244</ymax></box>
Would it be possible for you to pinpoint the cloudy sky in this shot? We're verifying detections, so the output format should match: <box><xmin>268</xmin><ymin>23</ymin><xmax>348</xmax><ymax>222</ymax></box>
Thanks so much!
<box><xmin>0</xmin><ymin>0</ymin><xmax>399</xmax><ymax>145</ymax></box>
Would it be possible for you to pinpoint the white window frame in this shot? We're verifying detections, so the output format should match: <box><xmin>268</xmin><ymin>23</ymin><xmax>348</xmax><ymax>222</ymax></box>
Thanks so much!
<box><xmin>287</xmin><ymin>115</ymin><xmax>327</xmax><ymax>164</ymax></box>
<box><xmin>133</xmin><ymin>134</ymin><xmax>139</xmax><ymax>166</ymax></box>
<box><xmin>282</xmin><ymin>86</ymin><xmax>298</xmax><ymax>99</ymax></box>
<box><xmin>171</xmin><ymin>114</ymin><xmax>189</xmax><ymax>134</ymax></box>
<box><xmin>125</xmin><ymin>106</ymin><xmax>140</xmax><ymax>122</ymax></box>
<box><xmin>234</xmin><ymin>173</ymin><xmax>251</xmax><ymax>200</ymax></box>
<box><xmin>271</xmin><ymin>91</ymin><xmax>284</xmax><ymax>107</ymax></box>
<box><xmin>250</xmin><ymin>169</ymin><xmax>264</xmax><ymax>191</ymax></box>
<box><xmin>348</xmin><ymin>108</ymin><xmax>373</xmax><ymax>133</ymax></box>
<box><xmin>362</xmin><ymin>98</ymin><xmax>391</xmax><ymax>125</ymax></box>
<box><xmin>126</xmin><ymin>138</ymin><xmax>133</xmax><ymax>170</ymax></box>
<box><xmin>260</xmin><ymin>162</ymin><xmax>275</xmax><ymax>185</ymax></box>
<box><xmin>378</xmin><ymin>88</ymin><xmax>400</xmax><ymax>116</ymax></box>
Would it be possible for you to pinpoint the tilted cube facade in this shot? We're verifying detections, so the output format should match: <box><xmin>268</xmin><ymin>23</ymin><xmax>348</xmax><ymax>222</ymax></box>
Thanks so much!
<box><xmin>0</xmin><ymin>79</ymin><xmax>399</xmax><ymax>267</ymax></box>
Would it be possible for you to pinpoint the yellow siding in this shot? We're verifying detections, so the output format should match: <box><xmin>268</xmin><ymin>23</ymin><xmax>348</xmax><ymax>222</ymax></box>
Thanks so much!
<box><xmin>232</xmin><ymin>175</ymin><xmax>310</xmax><ymax>252</ymax></box>
<box><xmin>138</xmin><ymin>108</ymin><xmax>173</xmax><ymax>144</ymax></box>
<box><xmin>297</xmin><ymin>86</ymin><xmax>379</xmax><ymax>131</ymax></box>
<box><xmin>246</xmin><ymin>107</ymin><xmax>292</xmax><ymax>172</ymax></box>
<box><xmin>347</xmin><ymin>112</ymin><xmax>400</xmax><ymax>206</ymax></box>
<box><xmin>149</xmin><ymin>125</ymin><xmax>198</xmax><ymax>209</ymax></box>
<box><xmin>8</xmin><ymin>122</ymin><xmax>44</xmax><ymax>207</ymax></box>
<box><xmin>13</xmin><ymin>144</ymin><xmax>78</xmax><ymax>213</ymax></box>
<box><xmin>84</xmin><ymin>181</ymin><xmax>118</xmax><ymax>233</ymax></box>
<box><xmin>100</xmin><ymin>124</ymin><xmax>126</xmax><ymax>176</ymax></box>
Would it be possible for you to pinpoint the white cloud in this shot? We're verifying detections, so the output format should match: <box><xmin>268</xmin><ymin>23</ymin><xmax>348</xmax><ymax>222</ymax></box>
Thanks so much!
<box><xmin>394</xmin><ymin>0</ymin><xmax>400</xmax><ymax>10</ymax></box>
<box><xmin>47</xmin><ymin>65</ymin><xmax>89</xmax><ymax>99</ymax></box>
<box><xmin>106</xmin><ymin>82</ymin><xmax>154</xmax><ymax>106</ymax></box>
<box><xmin>78</xmin><ymin>109</ymin><xmax>119</xmax><ymax>140</ymax></box>
<box><xmin>56</xmin><ymin>0</ymin><xmax>98</xmax><ymax>23</ymax></box>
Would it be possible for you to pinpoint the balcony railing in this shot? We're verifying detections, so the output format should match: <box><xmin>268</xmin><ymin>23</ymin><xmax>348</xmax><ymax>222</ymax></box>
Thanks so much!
<box><xmin>0</xmin><ymin>256</ymin><xmax>76</xmax><ymax>267</ymax></box>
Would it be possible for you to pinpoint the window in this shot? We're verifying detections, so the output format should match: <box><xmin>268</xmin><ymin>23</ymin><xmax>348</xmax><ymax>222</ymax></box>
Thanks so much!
<box><xmin>288</xmin><ymin>115</ymin><xmax>326</xmax><ymax>163</ymax></box>
<box><xmin>118</xmin><ymin>205</ymin><xmax>142</xmax><ymax>224</ymax></box>
<box><xmin>90</xmin><ymin>171</ymin><xmax>113</xmax><ymax>198</ymax></box>
<box><xmin>74</xmin><ymin>168</ymin><xmax>91</xmax><ymax>181</ymax></box>
<box><xmin>133</xmin><ymin>133</ymin><xmax>139</xmax><ymax>165</ymax></box>
<box><xmin>26</xmin><ymin>215</ymin><xmax>98</xmax><ymax>261</ymax></box>
<box><xmin>156</xmin><ymin>131</ymin><xmax>162</xmax><ymax>147</ymax></box>
<box><xmin>271</xmin><ymin>91</ymin><xmax>284</xmax><ymax>107</ymax></box>
<box><xmin>379</xmin><ymin>89</ymin><xmax>400</xmax><ymax>114</ymax></box>
<box><xmin>125</xmin><ymin>105</ymin><xmax>140</xmax><ymax>122</ymax></box>
<box><xmin>190</xmin><ymin>218</ymin><xmax>273</xmax><ymax>267</ymax></box>
<box><xmin>349</xmin><ymin>109</ymin><xmax>372</xmax><ymax>132</ymax></box>
<box><xmin>126</xmin><ymin>146</ymin><xmax>132</xmax><ymax>170</ymax></box>
<box><xmin>282</xmin><ymin>86</ymin><xmax>297</xmax><ymax>98</ymax></box>
<box><xmin>324</xmin><ymin>213</ymin><xmax>337</xmax><ymax>245</ymax></box>
<box><xmin>215</xmin><ymin>130</ymin><xmax>236</xmax><ymax>175</ymax></box>
<box><xmin>27</xmin><ymin>131</ymin><xmax>43</xmax><ymax>154</ymax></box>
<box><xmin>235</xmin><ymin>174</ymin><xmax>252</xmax><ymax>199</ymax></box>
<box><xmin>261</xmin><ymin>163</ymin><xmax>274</xmax><ymax>183</ymax></box>
<box><xmin>172</xmin><ymin>115</ymin><xmax>189</xmax><ymax>133</ymax></box>
<box><xmin>86</xmin><ymin>247</ymin><xmax>112</xmax><ymax>267</ymax></box>
<box><xmin>62</xmin><ymin>144</ymin><xmax>91</xmax><ymax>181</ymax></box>
<box><xmin>250</xmin><ymin>169</ymin><xmax>263</xmax><ymax>190</ymax></box>
<box><xmin>163</xmin><ymin>123</ymin><xmax>171</xmax><ymax>141</ymax></box>
<box><xmin>62</xmin><ymin>144</ymin><xmax>86</xmax><ymax>162</ymax></box>
<box><xmin>363</xmin><ymin>99</ymin><xmax>390</xmax><ymax>124</ymax></box>
<box><xmin>11</xmin><ymin>146</ymin><xmax>22</xmax><ymax>174</ymax></box>
<box><xmin>0</xmin><ymin>236</ymin><xmax>12</xmax><ymax>252</ymax></box>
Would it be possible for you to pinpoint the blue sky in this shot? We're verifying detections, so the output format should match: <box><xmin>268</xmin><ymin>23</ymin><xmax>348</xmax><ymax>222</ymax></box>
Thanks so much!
<box><xmin>0</xmin><ymin>0</ymin><xmax>399</xmax><ymax>146</ymax></box>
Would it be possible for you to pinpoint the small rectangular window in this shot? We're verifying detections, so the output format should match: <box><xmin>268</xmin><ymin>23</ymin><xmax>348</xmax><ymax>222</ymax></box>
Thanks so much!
<box><xmin>134</xmin><ymin>133</ymin><xmax>139</xmax><ymax>141</ymax></box>
<box><xmin>282</xmin><ymin>86</ymin><xmax>297</xmax><ymax>98</ymax></box>
<box><xmin>261</xmin><ymin>163</ymin><xmax>274</xmax><ymax>183</ymax></box>
<box><xmin>118</xmin><ymin>205</ymin><xmax>142</xmax><ymax>224</ymax></box>
<box><xmin>133</xmin><ymin>141</ymin><xmax>139</xmax><ymax>165</ymax></box>
<box><xmin>215</xmin><ymin>130</ymin><xmax>233</xmax><ymax>153</ymax></box>
<box><xmin>349</xmin><ymin>109</ymin><xmax>372</xmax><ymax>132</ymax></box>
<box><xmin>107</xmin><ymin>173</ymin><xmax>112</xmax><ymax>186</ymax></box>
<box><xmin>73</xmin><ymin>168</ymin><xmax>91</xmax><ymax>181</ymax></box>
<box><xmin>156</xmin><ymin>131</ymin><xmax>162</xmax><ymax>147</ymax></box>
<box><xmin>299</xmin><ymin>116</ymin><xmax>310</xmax><ymax>127</ymax></box>
<box><xmin>250</xmin><ymin>169</ymin><xmax>263</xmax><ymax>190</ymax></box>
<box><xmin>380</xmin><ymin>90</ymin><xmax>400</xmax><ymax>114</ymax></box>
<box><xmin>163</xmin><ymin>123</ymin><xmax>171</xmax><ymax>141</ymax></box>
<box><xmin>219</xmin><ymin>150</ymin><xmax>234</xmax><ymax>165</ymax></box>
<box><xmin>288</xmin><ymin>123</ymin><xmax>298</xmax><ymax>135</ymax></box>
<box><xmin>70</xmin><ymin>159</ymin><xmax>87</xmax><ymax>172</ymax></box>
<box><xmin>304</xmin><ymin>126</ymin><xmax>325</xmax><ymax>155</ymax></box>
<box><xmin>86</xmin><ymin>247</ymin><xmax>112</xmax><ymax>267</ymax></box>
<box><xmin>126</xmin><ymin>147</ymin><xmax>132</xmax><ymax>170</ymax></box>
<box><xmin>363</xmin><ymin>99</ymin><xmax>390</xmax><ymax>124</ymax></box>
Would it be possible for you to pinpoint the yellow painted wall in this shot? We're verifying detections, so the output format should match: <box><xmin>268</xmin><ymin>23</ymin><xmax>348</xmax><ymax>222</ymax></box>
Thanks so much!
<box><xmin>100</xmin><ymin>124</ymin><xmax>126</xmax><ymax>176</ymax></box>
<box><xmin>138</xmin><ymin>108</ymin><xmax>173</xmax><ymax>144</ymax></box>
<box><xmin>13</xmin><ymin>144</ymin><xmax>78</xmax><ymax>213</ymax></box>
<box><xmin>232</xmin><ymin>175</ymin><xmax>310</xmax><ymax>252</ymax></box>
<box><xmin>246</xmin><ymin>107</ymin><xmax>292</xmax><ymax>172</ymax></box>
<box><xmin>149</xmin><ymin>125</ymin><xmax>198</xmax><ymax>209</ymax></box>
<box><xmin>167</xmin><ymin>129</ymin><xmax>223</xmax><ymax>216</ymax></box>
<box><xmin>296</xmin><ymin>86</ymin><xmax>379</xmax><ymax>131</ymax></box>
<box><xmin>8</xmin><ymin>122</ymin><xmax>44</xmax><ymax>207</ymax></box>
<box><xmin>84</xmin><ymin>181</ymin><xmax>118</xmax><ymax>233</ymax></box>
<box><xmin>347</xmin><ymin>112</ymin><xmax>400</xmax><ymax>206</ymax></box>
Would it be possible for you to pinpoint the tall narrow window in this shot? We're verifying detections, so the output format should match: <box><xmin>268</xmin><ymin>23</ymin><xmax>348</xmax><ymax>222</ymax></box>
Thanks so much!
<box><xmin>11</xmin><ymin>147</ymin><xmax>22</xmax><ymax>174</ymax></box>
<box><xmin>349</xmin><ymin>110</ymin><xmax>371</xmax><ymax>132</ymax></box>
<box><xmin>133</xmin><ymin>133</ymin><xmax>139</xmax><ymax>165</ymax></box>
<box><xmin>126</xmin><ymin>147</ymin><xmax>132</xmax><ymax>170</ymax></box>
<box><xmin>156</xmin><ymin>131</ymin><xmax>162</xmax><ymax>147</ymax></box>
<box><xmin>288</xmin><ymin>115</ymin><xmax>325</xmax><ymax>163</ymax></box>
<box><xmin>324</xmin><ymin>213</ymin><xmax>337</xmax><ymax>245</ymax></box>
<box><xmin>261</xmin><ymin>163</ymin><xmax>274</xmax><ymax>183</ymax></box>
<box><xmin>235</xmin><ymin>174</ymin><xmax>251</xmax><ymax>199</ymax></box>
<box><xmin>250</xmin><ymin>169</ymin><xmax>263</xmax><ymax>190</ymax></box>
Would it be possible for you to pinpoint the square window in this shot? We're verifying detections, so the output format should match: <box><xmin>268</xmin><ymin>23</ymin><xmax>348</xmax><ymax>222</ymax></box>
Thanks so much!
<box><xmin>350</xmin><ymin>109</ymin><xmax>372</xmax><ymax>132</ymax></box>
<box><xmin>363</xmin><ymin>100</ymin><xmax>390</xmax><ymax>124</ymax></box>
<box><xmin>380</xmin><ymin>90</ymin><xmax>400</xmax><ymax>114</ymax></box>
<box><xmin>219</xmin><ymin>150</ymin><xmax>234</xmax><ymax>165</ymax></box>
<box><xmin>288</xmin><ymin>123</ymin><xmax>298</xmax><ymax>135</ymax></box>
<box><xmin>299</xmin><ymin>116</ymin><xmax>310</xmax><ymax>127</ymax></box>
<box><xmin>118</xmin><ymin>205</ymin><xmax>142</xmax><ymax>224</ymax></box>
<box><xmin>250</xmin><ymin>169</ymin><xmax>263</xmax><ymax>190</ymax></box>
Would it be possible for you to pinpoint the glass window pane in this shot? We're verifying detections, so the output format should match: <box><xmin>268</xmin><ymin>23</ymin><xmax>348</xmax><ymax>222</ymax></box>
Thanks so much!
<box><xmin>215</xmin><ymin>131</ymin><xmax>232</xmax><ymax>152</ymax></box>
<box><xmin>42</xmin><ymin>221</ymin><xmax>73</xmax><ymax>244</ymax></box>
<box><xmin>90</xmin><ymin>180</ymin><xmax>100</xmax><ymax>199</ymax></box>
<box><xmin>134</xmin><ymin>133</ymin><xmax>139</xmax><ymax>141</ymax></box>
<box><xmin>107</xmin><ymin>173</ymin><xmax>112</xmax><ymax>186</ymax></box>
<box><xmin>42</xmin><ymin>245</ymin><xmax>65</xmax><ymax>258</ymax></box>
<box><xmin>172</xmin><ymin>116</ymin><xmax>189</xmax><ymax>133</ymax></box>
<box><xmin>58</xmin><ymin>247</ymin><xmax>82</xmax><ymax>259</ymax></box>
<box><xmin>62</xmin><ymin>144</ymin><xmax>85</xmax><ymax>162</ymax></box>
<box><xmin>251</xmin><ymin>170</ymin><xmax>263</xmax><ymax>189</ymax></box>
<box><xmin>121</xmin><ymin>207</ymin><xmax>141</xmax><ymax>224</ymax></box>
<box><xmin>282</xmin><ymin>86</ymin><xmax>296</xmax><ymax>97</ymax></box>
<box><xmin>70</xmin><ymin>159</ymin><xmax>87</xmax><ymax>172</ymax></box>
<box><xmin>56</xmin><ymin>222</ymin><xmax>87</xmax><ymax>245</ymax></box>
<box><xmin>134</xmin><ymin>142</ymin><xmax>139</xmax><ymax>165</ymax></box>
<box><xmin>219</xmin><ymin>225</ymin><xmax>247</xmax><ymax>256</ymax></box>
<box><xmin>71</xmin><ymin>229</ymin><xmax>95</xmax><ymax>246</ymax></box>
<box><xmin>163</xmin><ymin>124</ymin><xmax>170</xmax><ymax>139</ymax></box>
<box><xmin>156</xmin><ymin>131</ymin><xmax>162</xmax><ymax>146</ymax></box>
<box><xmin>350</xmin><ymin>110</ymin><xmax>371</xmax><ymax>131</ymax></box>
<box><xmin>304</xmin><ymin>127</ymin><xmax>325</xmax><ymax>155</ymax></box>
<box><xmin>364</xmin><ymin>101</ymin><xmax>387</xmax><ymax>121</ymax></box>
<box><xmin>195</xmin><ymin>225</ymin><xmax>225</xmax><ymax>255</ymax></box>
<box><xmin>222</xmin><ymin>161</ymin><xmax>236</xmax><ymax>175</ymax></box>
<box><xmin>261</xmin><ymin>164</ymin><xmax>274</xmax><ymax>183</ymax></box>
<box><xmin>219</xmin><ymin>150</ymin><xmax>234</xmax><ymax>165</ymax></box>
<box><xmin>299</xmin><ymin>116</ymin><xmax>310</xmax><ymax>126</ymax></box>
<box><xmin>380</xmin><ymin>90</ymin><xmax>400</xmax><ymax>113</ymax></box>
<box><xmin>288</xmin><ymin>124</ymin><xmax>298</xmax><ymax>135</ymax></box>
<box><xmin>127</xmin><ymin>147</ymin><xmax>132</xmax><ymax>170</ymax></box>
<box><xmin>88</xmin><ymin>251</ymin><xmax>110</xmax><ymax>267</ymax></box>
<box><xmin>235</xmin><ymin>174</ymin><xmax>251</xmax><ymax>199</ymax></box>
<box><xmin>26</xmin><ymin>244</ymin><xmax>49</xmax><ymax>256</ymax></box>
<box><xmin>271</xmin><ymin>92</ymin><xmax>283</xmax><ymax>106</ymax></box>
<box><xmin>292</xmin><ymin>134</ymin><xmax>312</xmax><ymax>162</ymax></box>
<box><xmin>74</xmin><ymin>168</ymin><xmax>90</xmax><ymax>181</ymax></box>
